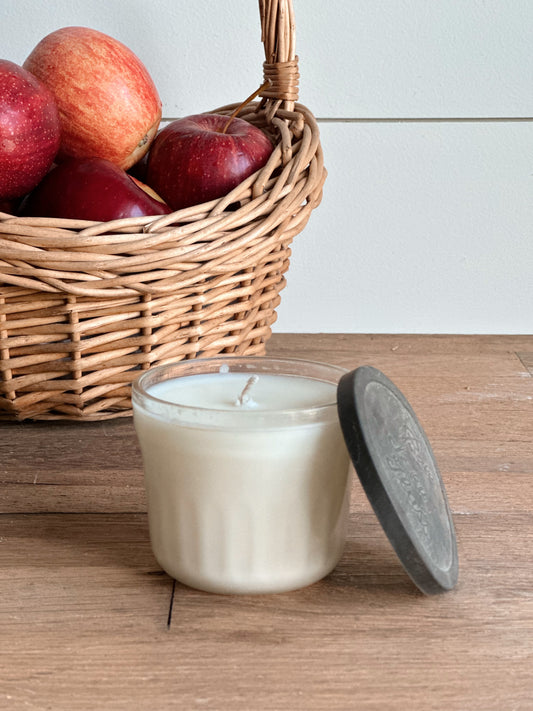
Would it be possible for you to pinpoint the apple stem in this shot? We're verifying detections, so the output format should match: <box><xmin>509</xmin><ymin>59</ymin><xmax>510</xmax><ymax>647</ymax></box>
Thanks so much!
<box><xmin>221</xmin><ymin>80</ymin><xmax>271</xmax><ymax>134</ymax></box>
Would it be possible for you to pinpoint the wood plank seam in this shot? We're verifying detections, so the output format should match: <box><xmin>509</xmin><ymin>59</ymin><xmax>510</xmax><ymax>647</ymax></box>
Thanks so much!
<box><xmin>167</xmin><ymin>580</ymin><xmax>176</xmax><ymax>630</ymax></box>
<box><xmin>515</xmin><ymin>351</ymin><xmax>533</xmax><ymax>376</ymax></box>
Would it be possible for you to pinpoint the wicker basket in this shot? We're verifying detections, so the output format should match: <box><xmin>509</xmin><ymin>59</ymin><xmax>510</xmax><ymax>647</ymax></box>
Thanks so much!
<box><xmin>0</xmin><ymin>0</ymin><xmax>325</xmax><ymax>421</ymax></box>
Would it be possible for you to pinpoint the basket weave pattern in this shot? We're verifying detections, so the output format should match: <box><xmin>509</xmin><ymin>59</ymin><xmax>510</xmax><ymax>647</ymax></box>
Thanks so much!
<box><xmin>0</xmin><ymin>0</ymin><xmax>325</xmax><ymax>420</ymax></box>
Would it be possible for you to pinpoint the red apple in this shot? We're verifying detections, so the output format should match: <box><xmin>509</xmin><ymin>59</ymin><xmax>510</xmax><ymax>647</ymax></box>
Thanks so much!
<box><xmin>23</xmin><ymin>26</ymin><xmax>162</xmax><ymax>170</ymax></box>
<box><xmin>146</xmin><ymin>114</ymin><xmax>273</xmax><ymax>211</ymax></box>
<box><xmin>0</xmin><ymin>59</ymin><xmax>61</xmax><ymax>200</ymax></box>
<box><xmin>21</xmin><ymin>157</ymin><xmax>172</xmax><ymax>221</ymax></box>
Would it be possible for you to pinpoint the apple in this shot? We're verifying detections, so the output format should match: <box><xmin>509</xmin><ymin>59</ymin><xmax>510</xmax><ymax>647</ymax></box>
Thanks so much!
<box><xmin>21</xmin><ymin>157</ymin><xmax>172</xmax><ymax>221</ymax></box>
<box><xmin>129</xmin><ymin>175</ymin><xmax>168</xmax><ymax>204</ymax></box>
<box><xmin>0</xmin><ymin>59</ymin><xmax>61</xmax><ymax>200</ymax></box>
<box><xmin>23</xmin><ymin>26</ymin><xmax>162</xmax><ymax>170</ymax></box>
<box><xmin>146</xmin><ymin>114</ymin><xmax>273</xmax><ymax>211</ymax></box>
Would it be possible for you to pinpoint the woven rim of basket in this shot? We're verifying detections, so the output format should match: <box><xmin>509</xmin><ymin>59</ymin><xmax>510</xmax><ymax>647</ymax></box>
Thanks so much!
<box><xmin>0</xmin><ymin>101</ymin><xmax>324</xmax><ymax>298</ymax></box>
<box><xmin>0</xmin><ymin>0</ymin><xmax>325</xmax><ymax>300</ymax></box>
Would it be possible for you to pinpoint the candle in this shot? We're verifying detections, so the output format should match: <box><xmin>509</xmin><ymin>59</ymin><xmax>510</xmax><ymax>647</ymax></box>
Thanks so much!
<box><xmin>132</xmin><ymin>356</ymin><xmax>352</xmax><ymax>594</ymax></box>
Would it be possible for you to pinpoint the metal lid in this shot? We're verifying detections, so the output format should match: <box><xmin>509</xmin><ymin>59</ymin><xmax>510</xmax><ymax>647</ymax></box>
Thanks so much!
<box><xmin>337</xmin><ymin>365</ymin><xmax>458</xmax><ymax>594</ymax></box>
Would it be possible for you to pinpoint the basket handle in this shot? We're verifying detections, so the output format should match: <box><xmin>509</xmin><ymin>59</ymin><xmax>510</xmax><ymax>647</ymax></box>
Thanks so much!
<box><xmin>259</xmin><ymin>0</ymin><xmax>299</xmax><ymax>113</ymax></box>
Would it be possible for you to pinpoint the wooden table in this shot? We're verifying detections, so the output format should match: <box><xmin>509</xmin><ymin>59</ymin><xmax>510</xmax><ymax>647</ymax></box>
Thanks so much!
<box><xmin>1</xmin><ymin>333</ymin><xmax>532</xmax><ymax>710</ymax></box>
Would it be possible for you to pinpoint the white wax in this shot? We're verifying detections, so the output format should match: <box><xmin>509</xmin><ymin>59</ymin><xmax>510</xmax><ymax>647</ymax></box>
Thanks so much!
<box><xmin>148</xmin><ymin>372</ymin><xmax>338</xmax><ymax>411</ymax></box>
<box><xmin>133</xmin><ymin>370</ymin><xmax>352</xmax><ymax>594</ymax></box>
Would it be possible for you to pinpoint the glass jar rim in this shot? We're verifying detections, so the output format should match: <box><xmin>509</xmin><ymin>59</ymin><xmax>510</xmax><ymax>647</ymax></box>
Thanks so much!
<box><xmin>132</xmin><ymin>355</ymin><xmax>348</xmax><ymax>429</ymax></box>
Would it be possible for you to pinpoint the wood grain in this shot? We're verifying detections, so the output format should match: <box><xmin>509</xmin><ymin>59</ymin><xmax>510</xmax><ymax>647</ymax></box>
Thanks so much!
<box><xmin>1</xmin><ymin>333</ymin><xmax>532</xmax><ymax>710</ymax></box>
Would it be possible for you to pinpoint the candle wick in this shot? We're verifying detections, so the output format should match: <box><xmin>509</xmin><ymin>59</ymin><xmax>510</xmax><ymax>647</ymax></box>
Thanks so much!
<box><xmin>235</xmin><ymin>375</ymin><xmax>259</xmax><ymax>407</ymax></box>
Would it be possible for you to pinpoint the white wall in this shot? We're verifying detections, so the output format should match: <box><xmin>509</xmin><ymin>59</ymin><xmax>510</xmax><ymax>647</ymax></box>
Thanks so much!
<box><xmin>4</xmin><ymin>1</ymin><xmax>532</xmax><ymax>333</ymax></box>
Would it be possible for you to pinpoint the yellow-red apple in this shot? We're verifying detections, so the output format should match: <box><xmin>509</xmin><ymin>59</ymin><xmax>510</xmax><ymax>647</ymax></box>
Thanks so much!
<box><xmin>23</xmin><ymin>26</ymin><xmax>162</xmax><ymax>170</ymax></box>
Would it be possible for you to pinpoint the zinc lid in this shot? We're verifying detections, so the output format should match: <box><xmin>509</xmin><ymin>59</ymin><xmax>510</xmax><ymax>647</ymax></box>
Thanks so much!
<box><xmin>337</xmin><ymin>366</ymin><xmax>458</xmax><ymax>595</ymax></box>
